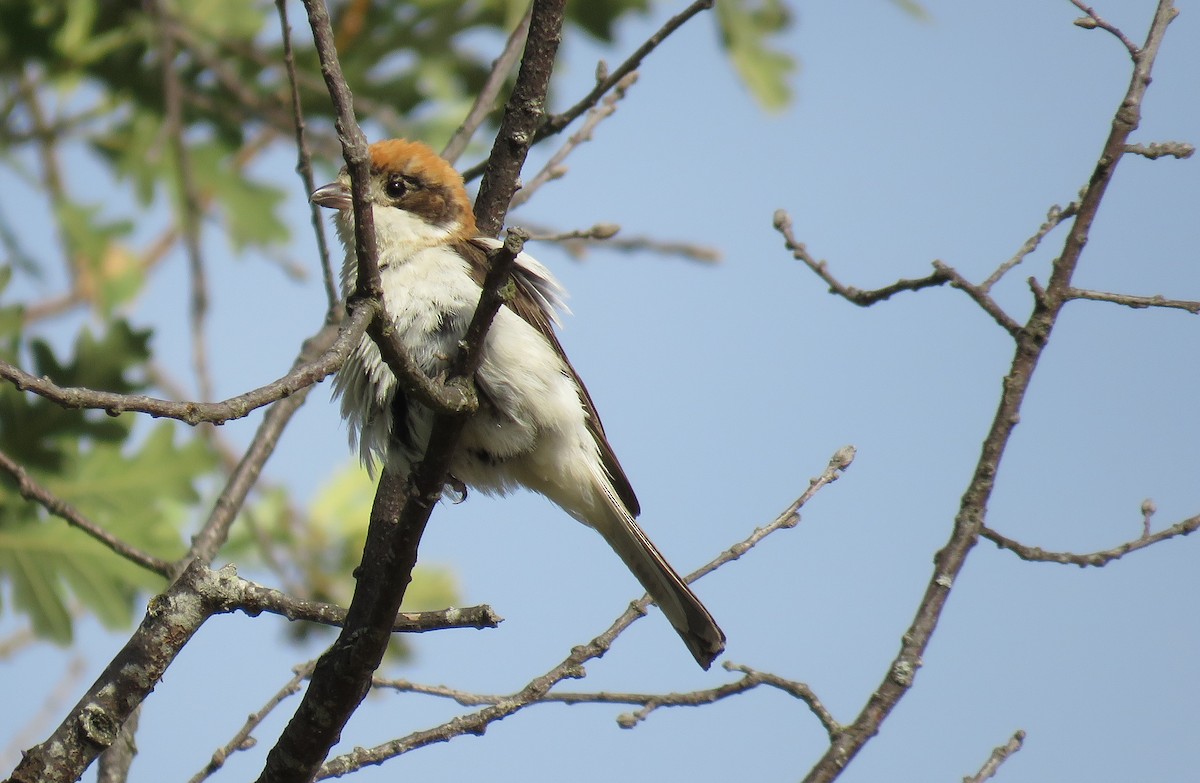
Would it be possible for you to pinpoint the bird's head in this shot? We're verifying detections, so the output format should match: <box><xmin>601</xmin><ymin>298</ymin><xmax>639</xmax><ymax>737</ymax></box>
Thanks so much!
<box><xmin>311</xmin><ymin>139</ymin><xmax>477</xmax><ymax>253</ymax></box>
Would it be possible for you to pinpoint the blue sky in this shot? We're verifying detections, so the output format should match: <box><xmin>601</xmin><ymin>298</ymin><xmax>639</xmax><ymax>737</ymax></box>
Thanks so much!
<box><xmin>3</xmin><ymin>1</ymin><xmax>1199</xmax><ymax>781</ymax></box>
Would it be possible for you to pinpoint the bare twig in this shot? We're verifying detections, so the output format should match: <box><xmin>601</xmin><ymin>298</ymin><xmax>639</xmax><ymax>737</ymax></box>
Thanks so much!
<box><xmin>980</xmin><ymin>202</ymin><xmax>1079</xmax><ymax>293</ymax></box>
<box><xmin>459</xmin><ymin>0</ymin><xmax>715</xmax><ymax>182</ymax></box>
<box><xmin>528</xmin><ymin>223</ymin><xmax>621</xmax><ymax>243</ymax></box>
<box><xmin>1070</xmin><ymin>0</ymin><xmax>1141</xmax><ymax>58</ymax></box>
<box><xmin>441</xmin><ymin>3</ymin><xmax>533</xmax><ymax>164</ymax></box>
<box><xmin>371</xmin><ymin>659</ymin><xmax>840</xmax><ymax>739</ymax></box>
<box><xmin>537</xmin><ymin>0</ymin><xmax>713</xmax><ymax>142</ymax></box>
<box><xmin>1124</xmin><ymin>141</ymin><xmax>1194</xmax><ymax>159</ymax></box>
<box><xmin>801</xmin><ymin>4</ymin><xmax>1179</xmax><ymax>781</ymax></box>
<box><xmin>527</xmin><ymin>223</ymin><xmax>722</xmax><ymax>264</ymax></box>
<box><xmin>0</xmin><ymin>306</ymin><xmax>369</xmax><ymax>426</ymax></box>
<box><xmin>774</xmin><ymin>210</ymin><xmax>951</xmax><ymax>304</ymax></box>
<box><xmin>318</xmin><ymin>447</ymin><xmax>853</xmax><ymax>777</ymax></box>
<box><xmin>0</xmin><ymin>448</ymin><xmax>172</xmax><ymax>577</ymax></box>
<box><xmin>275</xmin><ymin>0</ymin><xmax>339</xmax><ymax>314</ymax></box>
<box><xmin>187</xmin><ymin>663</ymin><xmax>315</xmax><ymax>783</ymax></box>
<box><xmin>963</xmin><ymin>730</ymin><xmax>1026</xmax><ymax>783</ymax></box>
<box><xmin>1064</xmin><ymin>287</ymin><xmax>1200</xmax><ymax>314</ymax></box>
<box><xmin>234</xmin><ymin>575</ymin><xmax>502</xmax><ymax>633</ymax></box>
<box><xmin>981</xmin><ymin>512</ymin><xmax>1199</xmax><ymax>567</ymax></box>
<box><xmin>509</xmin><ymin>71</ymin><xmax>637</xmax><ymax>209</ymax></box>
<box><xmin>931</xmin><ymin>261</ymin><xmax>1022</xmax><ymax>337</ymax></box>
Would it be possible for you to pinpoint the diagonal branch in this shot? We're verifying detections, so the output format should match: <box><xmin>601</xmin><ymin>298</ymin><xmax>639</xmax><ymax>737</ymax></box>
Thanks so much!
<box><xmin>981</xmin><ymin>512</ymin><xmax>1200</xmax><ymax>567</ymax></box>
<box><xmin>980</xmin><ymin>201</ymin><xmax>1079</xmax><ymax>293</ymax></box>
<box><xmin>441</xmin><ymin>3</ymin><xmax>533</xmax><ymax>165</ymax></box>
<box><xmin>0</xmin><ymin>448</ymin><xmax>172</xmax><ymax>577</ymax></box>
<box><xmin>963</xmin><ymin>730</ymin><xmax>1026</xmax><ymax>783</ymax></box>
<box><xmin>275</xmin><ymin>0</ymin><xmax>339</xmax><ymax>314</ymax></box>
<box><xmin>459</xmin><ymin>0</ymin><xmax>715</xmax><ymax>182</ymax></box>
<box><xmin>801</xmin><ymin>4</ymin><xmax>1180</xmax><ymax>781</ymax></box>
<box><xmin>0</xmin><ymin>305</ymin><xmax>369</xmax><ymax>426</ymax></box>
<box><xmin>318</xmin><ymin>447</ymin><xmax>853</xmax><ymax>777</ymax></box>
<box><xmin>774</xmin><ymin>210</ymin><xmax>951</xmax><ymax>304</ymax></box>
<box><xmin>253</xmin><ymin>2</ymin><xmax>564</xmax><ymax>780</ymax></box>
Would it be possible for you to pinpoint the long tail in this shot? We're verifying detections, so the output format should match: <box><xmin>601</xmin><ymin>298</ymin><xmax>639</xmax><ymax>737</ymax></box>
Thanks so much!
<box><xmin>593</xmin><ymin>501</ymin><xmax>726</xmax><ymax>669</ymax></box>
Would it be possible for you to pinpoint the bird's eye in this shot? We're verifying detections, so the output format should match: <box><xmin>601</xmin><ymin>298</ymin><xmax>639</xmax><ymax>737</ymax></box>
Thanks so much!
<box><xmin>384</xmin><ymin>176</ymin><xmax>410</xmax><ymax>200</ymax></box>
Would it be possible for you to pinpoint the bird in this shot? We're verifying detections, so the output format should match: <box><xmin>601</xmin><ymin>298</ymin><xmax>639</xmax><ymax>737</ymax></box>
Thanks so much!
<box><xmin>311</xmin><ymin>139</ymin><xmax>725</xmax><ymax>669</ymax></box>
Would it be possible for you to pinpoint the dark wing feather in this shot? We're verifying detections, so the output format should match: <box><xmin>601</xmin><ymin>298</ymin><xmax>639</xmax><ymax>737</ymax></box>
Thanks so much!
<box><xmin>457</xmin><ymin>238</ymin><xmax>641</xmax><ymax>518</ymax></box>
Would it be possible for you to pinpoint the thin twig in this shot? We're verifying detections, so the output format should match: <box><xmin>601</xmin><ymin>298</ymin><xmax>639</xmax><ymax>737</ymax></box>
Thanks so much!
<box><xmin>509</xmin><ymin>71</ymin><xmax>637</xmax><ymax>209</ymax></box>
<box><xmin>441</xmin><ymin>3</ymin><xmax>533</xmax><ymax>164</ymax></box>
<box><xmin>981</xmin><ymin>512</ymin><xmax>1200</xmax><ymax>568</ymax></box>
<box><xmin>371</xmin><ymin>659</ymin><xmax>841</xmax><ymax>739</ymax></box>
<box><xmin>318</xmin><ymin>447</ymin><xmax>854</xmax><ymax>777</ymax></box>
<box><xmin>0</xmin><ymin>448</ymin><xmax>173</xmax><ymax>577</ymax></box>
<box><xmin>187</xmin><ymin>662</ymin><xmax>315</xmax><ymax>783</ymax></box>
<box><xmin>930</xmin><ymin>261</ymin><xmax>1022</xmax><ymax>337</ymax></box>
<box><xmin>527</xmin><ymin>223</ymin><xmax>722</xmax><ymax>264</ymax></box>
<box><xmin>459</xmin><ymin>0</ymin><xmax>715</xmax><ymax>182</ymax></box>
<box><xmin>1124</xmin><ymin>141</ymin><xmax>1194</xmax><ymax>159</ymax></box>
<box><xmin>801</xmin><ymin>5</ymin><xmax>1180</xmax><ymax>780</ymax></box>
<box><xmin>1064</xmin><ymin>287</ymin><xmax>1200</xmax><ymax>314</ymax></box>
<box><xmin>0</xmin><ymin>306</ymin><xmax>370</xmax><ymax>426</ymax></box>
<box><xmin>536</xmin><ymin>0</ymin><xmax>712</xmax><ymax>142</ymax></box>
<box><xmin>1069</xmin><ymin>0</ymin><xmax>1141</xmax><ymax>58</ymax></box>
<box><xmin>962</xmin><ymin>730</ymin><xmax>1026</xmax><ymax>783</ymax></box>
<box><xmin>980</xmin><ymin>201</ymin><xmax>1079</xmax><ymax>293</ymax></box>
<box><xmin>275</xmin><ymin>0</ymin><xmax>339</xmax><ymax>314</ymax></box>
<box><xmin>234</xmin><ymin>575</ymin><xmax>502</xmax><ymax>633</ymax></box>
<box><xmin>774</xmin><ymin>210</ymin><xmax>951</xmax><ymax>304</ymax></box>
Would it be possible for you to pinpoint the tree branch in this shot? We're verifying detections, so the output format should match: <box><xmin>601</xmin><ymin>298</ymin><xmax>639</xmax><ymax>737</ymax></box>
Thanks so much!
<box><xmin>0</xmin><ymin>448</ymin><xmax>172</xmax><ymax>577</ymax></box>
<box><xmin>275</xmin><ymin>0</ymin><xmax>339</xmax><ymax>314</ymax></box>
<box><xmin>801</xmin><ymin>4</ymin><xmax>1179</xmax><ymax>781</ymax></box>
<box><xmin>980</xmin><ymin>201</ymin><xmax>1079</xmax><ymax>293</ymax></box>
<box><xmin>962</xmin><ymin>730</ymin><xmax>1026</xmax><ymax>783</ymax></box>
<box><xmin>1064</xmin><ymin>286</ymin><xmax>1200</xmax><ymax>314</ymax></box>
<box><xmin>0</xmin><ymin>306</ymin><xmax>370</xmax><ymax>426</ymax></box>
<box><xmin>254</xmin><ymin>1</ymin><xmax>563</xmax><ymax>779</ymax></box>
<box><xmin>441</xmin><ymin>3</ymin><xmax>533</xmax><ymax>165</ymax></box>
<box><xmin>371</xmin><ymin>659</ymin><xmax>840</xmax><ymax>738</ymax></box>
<box><xmin>981</xmin><ymin>512</ymin><xmax>1200</xmax><ymax>567</ymax></box>
<box><xmin>318</xmin><ymin>447</ymin><xmax>853</xmax><ymax>777</ymax></box>
<box><xmin>774</xmin><ymin>210</ymin><xmax>951</xmax><ymax>304</ymax></box>
<box><xmin>459</xmin><ymin>0</ymin><xmax>715</xmax><ymax>182</ymax></box>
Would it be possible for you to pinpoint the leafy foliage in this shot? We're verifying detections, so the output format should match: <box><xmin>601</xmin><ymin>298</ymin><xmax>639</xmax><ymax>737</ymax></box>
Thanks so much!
<box><xmin>0</xmin><ymin>272</ymin><xmax>216</xmax><ymax>640</ymax></box>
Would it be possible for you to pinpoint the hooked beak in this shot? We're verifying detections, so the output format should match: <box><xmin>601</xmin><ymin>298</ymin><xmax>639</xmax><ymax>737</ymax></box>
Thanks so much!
<box><xmin>310</xmin><ymin>181</ymin><xmax>352</xmax><ymax>210</ymax></box>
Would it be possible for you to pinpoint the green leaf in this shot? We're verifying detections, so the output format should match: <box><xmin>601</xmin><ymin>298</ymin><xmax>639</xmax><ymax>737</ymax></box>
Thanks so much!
<box><xmin>715</xmin><ymin>0</ymin><xmax>797</xmax><ymax>112</ymax></box>
<box><xmin>0</xmin><ymin>422</ymin><xmax>215</xmax><ymax>641</ymax></box>
<box><xmin>0</xmin><ymin>506</ymin><xmax>157</xmax><ymax>643</ymax></box>
<box><xmin>0</xmin><ymin>320</ymin><xmax>151</xmax><ymax>470</ymax></box>
<box><xmin>55</xmin><ymin>199</ymin><xmax>139</xmax><ymax>315</ymax></box>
